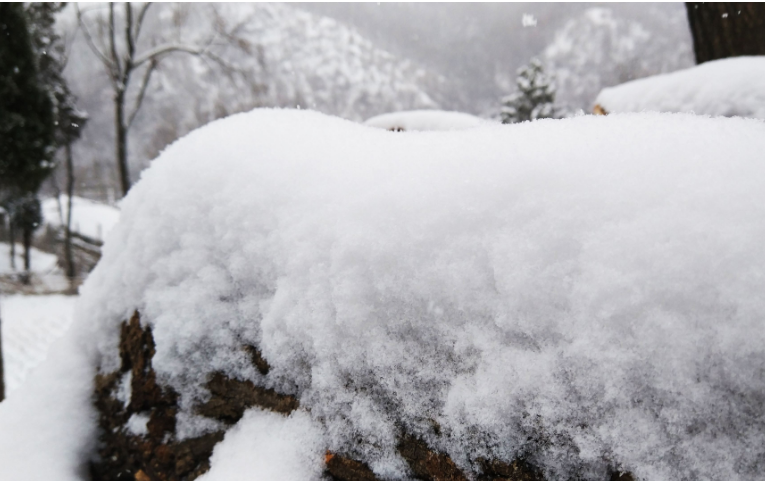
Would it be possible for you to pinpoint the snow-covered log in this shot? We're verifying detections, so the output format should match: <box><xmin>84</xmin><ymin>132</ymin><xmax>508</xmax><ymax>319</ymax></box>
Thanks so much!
<box><xmin>593</xmin><ymin>56</ymin><xmax>765</xmax><ymax>119</ymax></box>
<box><xmin>2</xmin><ymin>109</ymin><xmax>765</xmax><ymax>481</ymax></box>
<box><xmin>364</xmin><ymin>110</ymin><xmax>487</xmax><ymax>131</ymax></box>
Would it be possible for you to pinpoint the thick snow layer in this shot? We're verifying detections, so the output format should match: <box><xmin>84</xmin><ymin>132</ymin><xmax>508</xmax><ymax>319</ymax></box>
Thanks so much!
<box><xmin>0</xmin><ymin>296</ymin><xmax>96</xmax><ymax>481</ymax></box>
<box><xmin>364</xmin><ymin>110</ymin><xmax>487</xmax><ymax>131</ymax></box>
<box><xmin>28</xmin><ymin>108</ymin><xmax>765</xmax><ymax>480</ymax></box>
<box><xmin>42</xmin><ymin>196</ymin><xmax>120</xmax><ymax>242</ymax></box>
<box><xmin>595</xmin><ymin>56</ymin><xmax>765</xmax><ymax>119</ymax></box>
<box><xmin>198</xmin><ymin>409</ymin><xmax>325</xmax><ymax>481</ymax></box>
<box><xmin>1</xmin><ymin>294</ymin><xmax>77</xmax><ymax>395</ymax></box>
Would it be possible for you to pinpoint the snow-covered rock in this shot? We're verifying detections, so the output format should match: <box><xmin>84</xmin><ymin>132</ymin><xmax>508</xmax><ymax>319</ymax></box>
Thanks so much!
<box><xmin>594</xmin><ymin>56</ymin><xmax>765</xmax><ymax>119</ymax></box>
<box><xmin>364</xmin><ymin>110</ymin><xmax>487</xmax><ymax>131</ymax></box>
<box><xmin>3</xmin><ymin>109</ymin><xmax>765</xmax><ymax>481</ymax></box>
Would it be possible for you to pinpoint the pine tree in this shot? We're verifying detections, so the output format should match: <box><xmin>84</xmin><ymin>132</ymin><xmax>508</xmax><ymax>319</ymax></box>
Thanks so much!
<box><xmin>26</xmin><ymin>3</ymin><xmax>88</xmax><ymax>281</ymax></box>
<box><xmin>0</xmin><ymin>3</ymin><xmax>56</xmax><ymax>193</ymax></box>
<box><xmin>0</xmin><ymin>3</ymin><xmax>57</xmax><ymax>283</ymax></box>
<box><xmin>500</xmin><ymin>58</ymin><xmax>558</xmax><ymax>124</ymax></box>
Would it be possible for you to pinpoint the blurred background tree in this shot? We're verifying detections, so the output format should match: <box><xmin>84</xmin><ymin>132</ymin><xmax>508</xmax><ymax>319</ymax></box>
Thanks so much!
<box><xmin>0</xmin><ymin>3</ymin><xmax>57</xmax><ymax>283</ymax></box>
<box><xmin>500</xmin><ymin>58</ymin><xmax>558</xmax><ymax>124</ymax></box>
<box><xmin>686</xmin><ymin>3</ymin><xmax>765</xmax><ymax>64</ymax></box>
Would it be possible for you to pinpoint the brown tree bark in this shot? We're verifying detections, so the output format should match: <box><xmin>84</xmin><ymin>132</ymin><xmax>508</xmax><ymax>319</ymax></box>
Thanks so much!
<box><xmin>686</xmin><ymin>3</ymin><xmax>765</xmax><ymax>64</ymax></box>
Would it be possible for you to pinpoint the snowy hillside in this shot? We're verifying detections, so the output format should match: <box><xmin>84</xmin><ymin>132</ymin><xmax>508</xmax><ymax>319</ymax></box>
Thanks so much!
<box><xmin>594</xmin><ymin>56</ymin><xmax>765</xmax><ymax>119</ymax></box>
<box><xmin>3</xmin><ymin>110</ymin><xmax>765</xmax><ymax>481</ymax></box>
<box><xmin>41</xmin><ymin>196</ymin><xmax>120</xmax><ymax>242</ymax></box>
<box><xmin>544</xmin><ymin>7</ymin><xmax>693</xmax><ymax>111</ymax></box>
<box><xmin>63</xmin><ymin>2</ymin><xmax>444</xmax><ymax>181</ymax></box>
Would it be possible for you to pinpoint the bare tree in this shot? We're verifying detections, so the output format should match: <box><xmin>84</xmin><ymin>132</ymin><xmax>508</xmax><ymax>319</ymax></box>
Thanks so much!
<box><xmin>76</xmin><ymin>3</ymin><xmax>230</xmax><ymax>196</ymax></box>
<box><xmin>686</xmin><ymin>3</ymin><xmax>765</xmax><ymax>64</ymax></box>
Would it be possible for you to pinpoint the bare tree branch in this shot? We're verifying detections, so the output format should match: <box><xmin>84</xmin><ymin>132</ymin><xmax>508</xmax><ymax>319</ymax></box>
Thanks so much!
<box><xmin>133</xmin><ymin>43</ymin><xmax>205</xmax><ymax>66</ymax></box>
<box><xmin>125</xmin><ymin>3</ymin><xmax>135</xmax><ymax>66</ymax></box>
<box><xmin>108</xmin><ymin>3</ymin><xmax>123</xmax><ymax>85</ymax></box>
<box><xmin>133</xmin><ymin>2</ymin><xmax>152</xmax><ymax>42</ymax></box>
<box><xmin>126</xmin><ymin>59</ymin><xmax>157</xmax><ymax>129</ymax></box>
<box><xmin>76</xmin><ymin>4</ymin><xmax>116</xmax><ymax>75</ymax></box>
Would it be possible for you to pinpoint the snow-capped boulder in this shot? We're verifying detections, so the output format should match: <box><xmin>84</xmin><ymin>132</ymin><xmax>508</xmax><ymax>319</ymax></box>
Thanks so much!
<box><xmin>594</xmin><ymin>56</ymin><xmax>765</xmax><ymax>119</ymax></box>
<box><xmin>3</xmin><ymin>108</ymin><xmax>765</xmax><ymax>481</ymax></box>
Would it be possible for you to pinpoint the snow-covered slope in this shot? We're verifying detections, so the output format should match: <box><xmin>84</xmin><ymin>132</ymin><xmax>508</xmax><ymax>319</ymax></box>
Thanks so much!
<box><xmin>3</xmin><ymin>109</ymin><xmax>765</xmax><ymax>481</ymax></box>
<box><xmin>364</xmin><ymin>110</ymin><xmax>488</xmax><ymax>131</ymax></box>
<box><xmin>595</xmin><ymin>56</ymin><xmax>765</xmax><ymax>119</ymax></box>
<box><xmin>0</xmin><ymin>295</ymin><xmax>77</xmax><ymax>395</ymax></box>
<box><xmin>41</xmin><ymin>196</ymin><xmax>120</xmax><ymax>242</ymax></box>
<box><xmin>0</xmin><ymin>244</ymin><xmax>58</xmax><ymax>275</ymax></box>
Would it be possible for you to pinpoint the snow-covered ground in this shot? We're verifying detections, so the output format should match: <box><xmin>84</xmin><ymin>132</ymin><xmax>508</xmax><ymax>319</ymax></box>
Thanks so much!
<box><xmin>0</xmin><ymin>243</ymin><xmax>59</xmax><ymax>275</ymax></box>
<box><xmin>1</xmin><ymin>295</ymin><xmax>78</xmax><ymax>395</ymax></box>
<box><xmin>364</xmin><ymin>110</ymin><xmax>488</xmax><ymax>131</ymax></box>
<box><xmin>594</xmin><ymin>56</ymin><xmax>765</xmax><ymax>119</ymax></box>
<box><xmin>2</xmin><ymin>109</ymin><xmax>765</xmax><ymax>481</ymax></box>
<box><xmin>41</xmin><ymin>196</ymin><xmax>120</xmax><ymax>242</ymax></box>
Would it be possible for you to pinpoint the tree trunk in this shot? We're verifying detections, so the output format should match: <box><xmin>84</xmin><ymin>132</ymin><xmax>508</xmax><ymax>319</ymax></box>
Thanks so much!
<box><xmin>8</xmin><ymin>222</ymin><xmax>15</xmax><ymax>271</ymax></box>
<box><xmin>115</xmin><ymin>89</ymin><xmax>131</xmax><ymax>197</ymax></box>
<box><xmin>685</xmin><ymin>3</ymin><xmax>765</xmax><ymax>64</ymax></box>
<box><xmin>22</xmin><ymin>225</ymin><xmax>32</xmax><ymax>284</ymax></box>
<box><xmin>65</xmin><ymin>143</ymin><xmax>76</xmax><ymax>281</ymax></box>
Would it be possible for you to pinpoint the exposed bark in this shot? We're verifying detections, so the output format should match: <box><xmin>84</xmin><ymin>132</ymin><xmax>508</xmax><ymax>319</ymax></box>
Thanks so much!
<box><xmin>476</xmin><ymin>458</ymin><xmax>544</xmax><ymax>481</ymax></box>
<box><xmin>326</xmin><ymin>452</ymin><xmax>380</xmax><ymax>481</ymax></box>
<box><xmin>685</xmin><ymin>3</ymin><xmax>765</xmax><ymax>64</ymax></box>
<box><xmin>92</xmin><ymin>310</ymin><xmax>638</xmax><ymax>481</ymax></box>
<box><xmin>196</xmin><ymin>371</ymin><xmax>299</xmax><ymax>423</ymax></box>
<box><xmin>397</xmin><ymin>434</ymin><xmax>469</xmax><ymax>481</ymax></box>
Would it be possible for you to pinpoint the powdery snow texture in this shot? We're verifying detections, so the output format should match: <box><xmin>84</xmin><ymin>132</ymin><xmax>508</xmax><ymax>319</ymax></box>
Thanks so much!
<box><xmin>596</xmin><ymin>56</ymin><xmax>765</xmax><ymax>119</ymax></box>
<box><xmin>364</xmin><ymin>110</ymin><xmax>487</xmax><ymax>131</ymax></box>
<box><xmin>4</xmin><ymin>109</ymin><xmax>765</xmax><ymax>481</ymax></box>
<box><xmin>198</xmin><ymin>409</ymin><xmax>325</xmax><ymax>481</ymax></box>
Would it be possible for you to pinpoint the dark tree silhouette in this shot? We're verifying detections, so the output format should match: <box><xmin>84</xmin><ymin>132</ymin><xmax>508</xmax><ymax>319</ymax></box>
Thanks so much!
<box><xmin>686</xmin><ymin>3</ymin><xmax>765</xmax><ymax>64</ymax></box>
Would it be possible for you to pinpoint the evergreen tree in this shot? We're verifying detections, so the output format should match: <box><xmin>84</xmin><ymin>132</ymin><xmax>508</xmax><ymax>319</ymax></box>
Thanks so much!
<box><xmin>0</xmin><ymin>3</ymin><xmax>57</xmax><ymax>281</ymax></box>
<box><xmin>26</xmin><ymin>2</ymin><xmax>88</xmax><ymax>281</ymax></box>
<box><xmin>0</xmin><ymin>3</ymin><xmax>56</xmax><ymax>192</ymax></box>
<box><xmin>500</xmin><ymin>58</ymin><xmax>558</xmax><ymax>124</ymax></box>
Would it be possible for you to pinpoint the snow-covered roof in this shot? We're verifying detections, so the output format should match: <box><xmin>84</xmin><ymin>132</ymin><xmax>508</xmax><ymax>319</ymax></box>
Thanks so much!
<box><xmin>3</xmin><ymin>109</ymin><xmax>765</xmax><ymax>481</ymax></box>
<box><xmin>594</xmin><ymin>56</ymin><xmax>765</xmax><ymax>119</ymax></box>
<box><xmin>364</xmin><ymin>109</ymin><xmax>487</xmax><ymax>131</ymax></box>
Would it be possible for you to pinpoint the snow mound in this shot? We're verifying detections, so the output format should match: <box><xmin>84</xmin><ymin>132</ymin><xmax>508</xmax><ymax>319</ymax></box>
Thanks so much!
<box><xmin>41</xmin><ymin>196</ymin><xmax>120</xmax><ymax>242</ymax></box>
<box><xmin>595</xmin><ymin>56</ymin><xmax>765</xmax><ymax>119</ymax></box>
<box><xmin>364</xmin><ymin>110</ymin><xmax>486</xmax><ymax>131</ymax></box>
<box><xmin>15</xmin><ymin>108</ymin><xmax>765</xmax><ymax>480</ymax></box>
<box><xmin>198</xmin><ymin>409</ymin><xmax>325</xmax><ymax>481</ymax></box>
